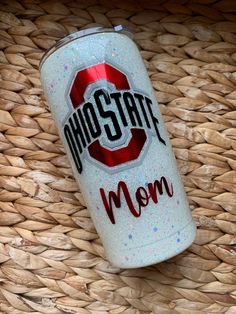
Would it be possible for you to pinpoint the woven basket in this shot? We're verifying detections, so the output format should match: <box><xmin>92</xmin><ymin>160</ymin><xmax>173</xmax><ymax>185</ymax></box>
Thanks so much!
<box><xmin>1</xmin><ymin>0</ymin><xmax>236</xmax><ymax>313</ymax></box>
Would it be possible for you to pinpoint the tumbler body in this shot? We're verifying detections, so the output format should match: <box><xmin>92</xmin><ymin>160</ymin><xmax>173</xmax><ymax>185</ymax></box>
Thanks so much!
<box><xmin>40</xmin><ymin>26</ymin><xmax>196</xmax><ymax>268</ymax></box>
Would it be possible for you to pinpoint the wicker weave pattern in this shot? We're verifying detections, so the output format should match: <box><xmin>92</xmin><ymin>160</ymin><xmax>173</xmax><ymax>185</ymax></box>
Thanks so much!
<box><xmin>0</xmin><ymin>0</ymin><xmax>236</xmax><ymax>313</ymax></box>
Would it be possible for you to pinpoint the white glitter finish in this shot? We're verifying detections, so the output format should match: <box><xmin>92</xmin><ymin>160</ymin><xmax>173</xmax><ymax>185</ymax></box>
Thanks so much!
<box><xmin>40</xmin><ymin>31</ymin><xmax>196</xmax><ymax>268</ymax></box>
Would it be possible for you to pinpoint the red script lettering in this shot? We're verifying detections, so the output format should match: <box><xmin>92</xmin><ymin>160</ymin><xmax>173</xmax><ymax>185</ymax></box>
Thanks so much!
<box><xmin>99</xmin><ymin>176</ymin><xmax>173</xmax><ymax>224</ymax></box>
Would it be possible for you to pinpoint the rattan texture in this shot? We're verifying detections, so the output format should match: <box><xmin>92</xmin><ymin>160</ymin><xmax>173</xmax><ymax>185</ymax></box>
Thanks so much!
<box><xmin>1</xmin><ymin>0</ymin><xmax>236</xmax><ymax>313</ymax></box>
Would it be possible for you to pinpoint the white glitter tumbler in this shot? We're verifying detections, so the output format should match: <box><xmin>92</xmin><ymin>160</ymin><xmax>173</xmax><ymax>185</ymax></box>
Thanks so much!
<box><xmin>40</xmin><ymin>26</ymin><xmax>196</xmax><ymax>268</ymax></box>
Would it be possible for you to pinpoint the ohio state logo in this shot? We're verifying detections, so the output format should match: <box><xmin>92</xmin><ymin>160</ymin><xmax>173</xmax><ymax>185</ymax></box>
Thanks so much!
<box><xmin>64</xmin><ymin>63</ymin><xmax>166</xmax><ymax>174</ymax></box>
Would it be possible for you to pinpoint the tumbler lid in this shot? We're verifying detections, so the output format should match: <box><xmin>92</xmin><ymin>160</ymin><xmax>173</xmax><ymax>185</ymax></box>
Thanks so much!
<box><xmin>39</xmin><ymin>25</ymin><xmax>132</xmax><ymax>71</ymax></box>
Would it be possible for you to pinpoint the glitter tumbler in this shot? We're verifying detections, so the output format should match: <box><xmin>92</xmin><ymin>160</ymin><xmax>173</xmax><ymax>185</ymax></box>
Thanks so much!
<box><xmin>40</xmin><ymin>26</ymin><xmax>196</xmax><ymax>268</ymax></box>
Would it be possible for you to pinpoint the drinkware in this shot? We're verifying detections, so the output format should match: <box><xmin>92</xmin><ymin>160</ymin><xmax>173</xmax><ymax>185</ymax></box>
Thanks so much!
<box><xmin>40</xmin><ymin>25</ymin><xmax>196</xmax><ymax>268</ymax></box>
